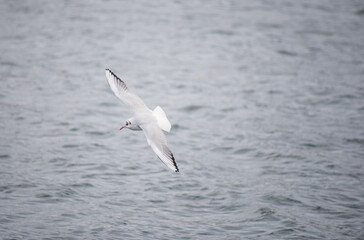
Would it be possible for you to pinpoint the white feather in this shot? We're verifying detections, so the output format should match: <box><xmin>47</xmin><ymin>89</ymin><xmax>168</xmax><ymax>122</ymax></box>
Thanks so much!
<box><xmin>141</xmin><ymin>121</ymin><xmax>179</xmax><ymax>172</ymax></box>
<box><xmin>153</xmin><ymin>106</ymin><xmax>171</xmax><ymax>132</ymax></box>
<box><xmin>105</xmin><ymin>69</ymin><xmax>179</xmax><ymax>172</ymax></box>
<box><xmin>105</xmin><ymin>69</ymin><xmax>148</xmax><ymax>112</ymax></box>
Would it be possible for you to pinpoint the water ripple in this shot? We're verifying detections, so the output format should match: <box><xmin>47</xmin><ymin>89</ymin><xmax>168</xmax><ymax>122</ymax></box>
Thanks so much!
<box><xmin>1</xmin><ymin>0</ymin><xmax>363</xmax><ymax>239</ymax></box>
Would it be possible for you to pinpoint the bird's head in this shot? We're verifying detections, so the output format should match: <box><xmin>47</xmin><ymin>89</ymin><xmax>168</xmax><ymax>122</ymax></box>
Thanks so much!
<box><xmin>120</xmin><ymin>118</ymin><xmax>142</xmax><ymax>131</ymax></box>
<box><xmin>120</xmin><ymin>119</ymin><xmax>132</xmax><ymax>130</ymax></box>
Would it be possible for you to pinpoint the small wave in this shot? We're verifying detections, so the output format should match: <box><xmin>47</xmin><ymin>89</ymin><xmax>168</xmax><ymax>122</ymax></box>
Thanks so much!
<box><xmin>256</xmin><ymin>207</ymin><xmax>277</xmax><ymax>221</ymax></box>
<box><xmin>301</xmin><ymin>143</ymin><xmax>328</xmax><ymax>148</ymax></box>
<box><xmin>263</xmin><ymin>194</ymin><xmax>303</xmax><ymax>207</ymax></box>
<box><xmin>277</xmin><ymin>50</ymin><xmax>298</xmax><ymax>57</ymax></box>
<box><xmin>233</xmin><ymin>148</ymin><xmax>253</xmax><ymax>155</ymax></box>
<box><xmin>86</xmin><ymin>131</ymin><xmax>106</xmax><ymax>136</ymax></box>
<box><xmin>56</xmin><ymin>187</ymin><xmax>78</xmax><ymax>198</ymax></box>
<box><xmin>171</xmin><ymin>124</ymin><xmax>187</xmax><ymax>130</ymax></box>
<box><xmin>35</xmin><ymin>193</ymin><xmax>52</xmax><ymax>198</ymax></box>
<box><xmin>59</xmin><ymin>122</ymin><xmax>70</xmax><ymax>126</ymax></box>
<box><xmin>356</xmin><ymin>9</ymin><xmax>364</xmax><ymax>15</ymax></box>
<box><xmin>345</xmin><ymin>138</ymin><xmax>364</xmax><ymax>144</ymax></box>
<box><xmin>62</xmin><ymin>144</ymin><xmax>79</xmax><ymax>148</ymax></box>
<box><xmin>181</xmin><ymin>105</ymin><xmax>205</xmax><ymax>112</ymax></box>
<box><xmin>70</xmin><ymin>182</ymin><xmax>94</xmax><ymax>188</ymax></box>
<box><xmin>210</xmin><ymin>29</ymin><xmax>235</xmax><ymax>36</ymax></box>
<box><xmin>1</xmin><ymin>61</ymin><xmax>17</xmax><ymax>67</ymax></box>
<box><xmin>221</xmin><ymin>107</ymin><xmax>236</xmax><ymax>112</ymax></box>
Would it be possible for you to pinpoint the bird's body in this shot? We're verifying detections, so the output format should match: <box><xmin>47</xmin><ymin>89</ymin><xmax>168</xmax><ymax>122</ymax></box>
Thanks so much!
<box><xmin>105</xmin><ymin>69</ymin><xmax>179</xmax><ymax>172</ymax></box>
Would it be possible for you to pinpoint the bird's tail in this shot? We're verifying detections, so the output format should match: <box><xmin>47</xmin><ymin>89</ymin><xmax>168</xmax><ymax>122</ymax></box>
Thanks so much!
<box><xmin>153</xmin><ymin>106</ymin><xmax>171</xmax><ymax>132</ymax></box>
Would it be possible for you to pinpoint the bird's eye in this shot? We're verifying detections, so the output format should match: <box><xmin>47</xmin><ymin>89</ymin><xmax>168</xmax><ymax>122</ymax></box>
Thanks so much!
<box><xmin>126</xmin><ymin>122</ymin><xmax>128</xmax><ymax>126</ymax></box>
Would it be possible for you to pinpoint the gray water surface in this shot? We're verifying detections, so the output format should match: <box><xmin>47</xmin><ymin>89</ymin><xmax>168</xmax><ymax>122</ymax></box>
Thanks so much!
<box><xmin>1</xmin><ymin>0</ymin><xmax>364</xmax><ymax>239</ymax></box>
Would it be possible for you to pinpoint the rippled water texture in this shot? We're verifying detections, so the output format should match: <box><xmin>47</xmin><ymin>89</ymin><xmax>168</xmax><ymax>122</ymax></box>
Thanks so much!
<box><xmin>1</xmin><ymin>0</ymin><xmax>364</xmax><ymax>239</ymax></box>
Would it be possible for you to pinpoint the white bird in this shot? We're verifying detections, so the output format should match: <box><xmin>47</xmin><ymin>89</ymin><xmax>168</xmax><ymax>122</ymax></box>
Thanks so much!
<box><xmin>105</xmin><ymin>69</ymin><xmax>179</xmax><ymax>172</ymax></box>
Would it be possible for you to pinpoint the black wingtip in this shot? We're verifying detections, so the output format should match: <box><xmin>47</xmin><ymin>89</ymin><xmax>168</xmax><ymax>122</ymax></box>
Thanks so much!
<box><xmin>106</xmin><ymin>69</ymin><xmax>120</xmax><ymax>80</ymax></box>
<box><xmin>171</xmin><ymin>154</ymin><xmax>179</xmax><ymax>172</ymax></box>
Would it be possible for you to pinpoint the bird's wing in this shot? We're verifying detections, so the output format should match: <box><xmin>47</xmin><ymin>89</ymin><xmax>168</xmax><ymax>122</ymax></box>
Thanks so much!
<box><xmin>105</xmin><ymin>69</ymin><xmax>148</xmax><ymax>112</ymax></box>
<box><xmin>141</xmin><ymin>121</ymin><xmax>179</xmax><ymax>172</ymax></box>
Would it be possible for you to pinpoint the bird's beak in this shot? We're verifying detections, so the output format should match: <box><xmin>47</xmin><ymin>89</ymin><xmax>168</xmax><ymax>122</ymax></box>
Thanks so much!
<box><xmin>120</xmin><ymin>126</ymin><xmax>125</xmax><ymax>130</ymax></box>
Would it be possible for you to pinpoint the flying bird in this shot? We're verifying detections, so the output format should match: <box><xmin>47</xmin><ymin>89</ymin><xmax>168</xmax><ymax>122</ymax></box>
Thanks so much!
<box><xmin>105</xmin><ymin>69</ymin><xmax>179</xmax><ymax>172</ymax></box>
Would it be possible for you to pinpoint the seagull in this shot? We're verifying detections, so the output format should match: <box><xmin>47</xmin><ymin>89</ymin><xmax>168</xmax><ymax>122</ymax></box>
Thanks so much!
<box><xmin>105</xmin><ymin>69</ymin><xmax>179</xmax><ymax>172</ymax></box>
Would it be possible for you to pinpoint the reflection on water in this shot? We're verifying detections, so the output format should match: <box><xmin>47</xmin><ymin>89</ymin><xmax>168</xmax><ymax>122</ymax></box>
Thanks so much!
<box><xmin>1</xmin><ymin>0</ymin><xmax>364</xmax><ymax>239</ymax></box>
